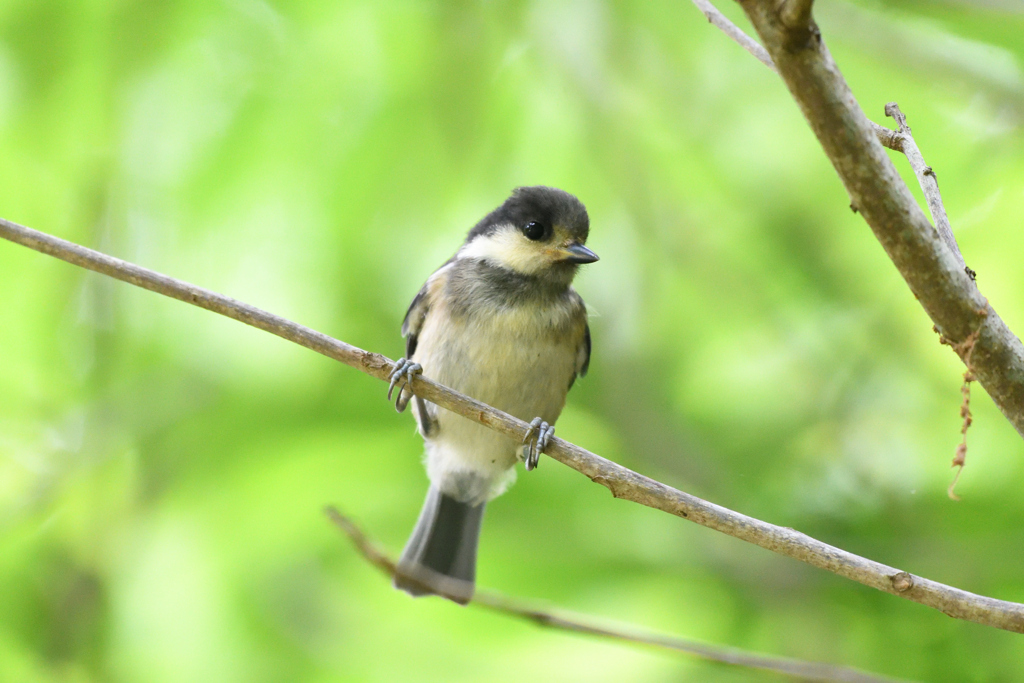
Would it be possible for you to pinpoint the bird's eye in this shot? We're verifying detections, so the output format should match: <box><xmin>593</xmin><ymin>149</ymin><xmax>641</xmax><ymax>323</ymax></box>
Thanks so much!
<box><xmin>523</xmin><ymin>222</ymin><xmax>546</xmax><ymax>241</ymax></box>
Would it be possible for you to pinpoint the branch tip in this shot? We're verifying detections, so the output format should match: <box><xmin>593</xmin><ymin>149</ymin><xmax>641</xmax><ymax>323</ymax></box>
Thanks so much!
<box><xmin>884</xmin><ymin>102</ymin><xmax>911</xmax><ymax>135</ymax></box>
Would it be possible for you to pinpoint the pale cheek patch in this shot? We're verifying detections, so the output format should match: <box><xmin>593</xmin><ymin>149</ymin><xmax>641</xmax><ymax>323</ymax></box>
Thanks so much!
<box><xmin>458</xmin><ymin>226</ymin><xmax>552</xmax><ymax>275</ymax></box>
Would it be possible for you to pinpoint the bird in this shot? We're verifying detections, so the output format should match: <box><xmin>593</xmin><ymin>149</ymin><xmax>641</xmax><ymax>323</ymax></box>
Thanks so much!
<box><xmin>386</xmin><ymin>186</ymin><xmax>598</xmax><ymax>604</ymax></box>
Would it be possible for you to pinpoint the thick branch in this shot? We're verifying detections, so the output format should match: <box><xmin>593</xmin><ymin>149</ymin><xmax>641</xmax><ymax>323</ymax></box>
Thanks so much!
<box><xmin>734</xmin><ymin>1</ymin><xmax>1024</xmax><ymax>439</ymax></box>
<box><xmin>325</xmin><ymin>508</ymin><xmax>906</xmax><ymax>683</ymax></box>
<box><xmin>3</xmin><ymin>219</ymin><xmax>1024</xmax><ymax>632</ymax></box>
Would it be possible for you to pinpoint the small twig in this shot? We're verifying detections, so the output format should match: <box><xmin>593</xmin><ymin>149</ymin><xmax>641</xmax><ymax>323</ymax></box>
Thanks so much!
<box><xmin>3</xmin><ymin>218</ymin><xmax>1024</xmax><ymax>632</ymax></box>
<box><xmin>691</xmin><ymin>0</ymin><xmax>776</xmax><ymax>70</ymax></box>
<box><xmin>884</xmin><ymin>102</ymin><xmax>969</xmax><ymax>273</ymax></box>
<box><xmin>687</xmin><ymin>0</ymin><xmax>910</xmax><ymax>153</ymax></box>
<box><xmin>325</xmin><ymin>507</ymin><xmax>909</xmax><ymax>683</ymax></box>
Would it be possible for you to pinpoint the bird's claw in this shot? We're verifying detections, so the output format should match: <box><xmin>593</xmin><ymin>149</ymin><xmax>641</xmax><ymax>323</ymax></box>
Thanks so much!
<box><xmin>387</xmin><ymin>358</ymin><xmax>422</xmax><ymax>412</ymax></box>
<box><xmin>522</xmin><ymin>417</ymin><xmax>554</xmax><ymax>471</ymax></box>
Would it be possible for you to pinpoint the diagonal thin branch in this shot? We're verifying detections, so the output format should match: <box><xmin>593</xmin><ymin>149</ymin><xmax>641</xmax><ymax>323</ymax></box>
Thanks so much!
<box><xmin>688</xmin><ymin>0</ymin><xmax>903</xmax><ymax>153</ymax></box>
<box><xmin>692</xmin><ymin>0</ymin><xmax>776</xmax><ymax>70</ymax></box>
<box><xmin>3</xmin><ymin>218</ymin><xmax>1024</xmax><ymax>632</ymax></box>
<box><xmin>695</xmin><ymin>0</ymin><xmax>968</xmax><ymax>269</ymax></box>
<box><xmin>883</xmin><ymin>102</ymin><xmax>970</xmax><ymax>274</ymax></box>
<box><xmin>325</xmin><ymin>507</ymin><xmax>910</xmax><ymax>683</ymax></box>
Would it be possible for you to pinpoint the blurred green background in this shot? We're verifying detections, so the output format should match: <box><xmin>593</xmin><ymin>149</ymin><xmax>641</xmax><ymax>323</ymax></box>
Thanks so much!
<box><xmin>2</xmin><ymin>0</ymin><xmax>1024</xmax><ymax>681</ymax></box>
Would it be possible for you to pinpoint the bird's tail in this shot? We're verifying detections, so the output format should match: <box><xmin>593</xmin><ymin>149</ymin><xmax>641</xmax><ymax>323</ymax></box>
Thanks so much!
<box><xmin>394</xmin><ymin>486</ymin><xmax>485</xmax><ymax>605</ymax></box>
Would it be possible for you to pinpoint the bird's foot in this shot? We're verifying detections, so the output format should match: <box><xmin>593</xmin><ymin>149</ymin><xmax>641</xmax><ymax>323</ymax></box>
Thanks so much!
<box><xmin>387</xmin><ymin>358</ymin><xmax>422</xmax><ymax>412</ymax></box>
<box><xmin>522</xmin><ymin>417</ymin><xmax>554</xmax><ymax>471</ymax></box>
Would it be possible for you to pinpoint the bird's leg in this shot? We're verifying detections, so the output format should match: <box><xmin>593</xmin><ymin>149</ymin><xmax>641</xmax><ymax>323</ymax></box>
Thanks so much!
<box><xmin>387</xmin><ymin>358</ymin><xmax>422</xmax><ymax>412</ymax></box>
<box><xmin>522</xmin><ymin>417</ymin><xmax>554</xmax><ymax>471</ymax></box>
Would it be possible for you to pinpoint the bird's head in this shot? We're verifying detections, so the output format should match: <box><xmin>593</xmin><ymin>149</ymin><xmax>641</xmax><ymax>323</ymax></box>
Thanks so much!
<box><xmin>458</xmin><ymin>186</ymin><xmax>598</xmax><ymax>284</ymax></box>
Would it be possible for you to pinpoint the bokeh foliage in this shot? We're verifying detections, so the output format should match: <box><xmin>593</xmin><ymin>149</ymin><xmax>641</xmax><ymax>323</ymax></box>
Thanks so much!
<box><xmin>2</xmin><ymin>0</ymin><xmax>1024</xmax><ymax>681</ymax></box>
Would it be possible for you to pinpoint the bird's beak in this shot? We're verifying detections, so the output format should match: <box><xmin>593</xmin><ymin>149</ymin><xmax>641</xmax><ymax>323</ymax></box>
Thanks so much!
<box><xmin>560</xmin><ymin>242</ymin><xmax>600</xmax><ymax>264</ymax></box>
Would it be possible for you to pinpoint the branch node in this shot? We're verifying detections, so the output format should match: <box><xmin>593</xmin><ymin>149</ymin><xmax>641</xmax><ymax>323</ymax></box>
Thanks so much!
<box><xmin>592</xmin><ymin>475</ymin><xmax>619</xmax><ymax>497</ymax></box>
<box><xmin>778</xmin><ymin>0</ymin><xmax>816</xmax><ymax>35</ymax></box>
<box><xmin>363</xmin><ymin>353</ymin><xmax>391</xmax><ymax>373</ymax></box>
<box><xmin>890</xmin><ymin>572</ymin><xmax>915</xmax><ymax>593</ymax></box>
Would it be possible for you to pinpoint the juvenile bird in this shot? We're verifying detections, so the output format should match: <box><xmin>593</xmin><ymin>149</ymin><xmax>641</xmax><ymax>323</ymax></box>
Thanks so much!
<box><xmin>388</xmin><ymin>186</ymin><xmax>597</xmax><ymax>603</ymax></box>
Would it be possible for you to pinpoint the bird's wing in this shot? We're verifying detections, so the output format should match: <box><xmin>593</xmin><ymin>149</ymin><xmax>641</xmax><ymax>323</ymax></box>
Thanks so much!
<box><xmin>401</xmin><ymin>258</ymin><xmax>453</xmax><ymax>358</ymax></box>
<box><xmin>578</xmin><ymin>322</ymin><xmax>591</xmax><ymax>378</ymax></box>
<box><xmin>400</xmin><ymin>259</ymin><xmax>454</xmax><ymax>435</ymax></box>
<box><xmin>401</xmin><ymin>287</ymin><xmax>429</xmax><ymax>359</ymax></box>
<box><xmin>568</xmin><ymin>290</ymin><xmax>591</xmax><ymax>390</ymax></box>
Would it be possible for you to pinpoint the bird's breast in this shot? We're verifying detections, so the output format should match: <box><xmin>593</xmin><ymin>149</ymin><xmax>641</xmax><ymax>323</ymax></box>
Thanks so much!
<box><xmin>414</xmin><ymin>294</ymin><xmax>583</xmax><ymax>422</ymax></box>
